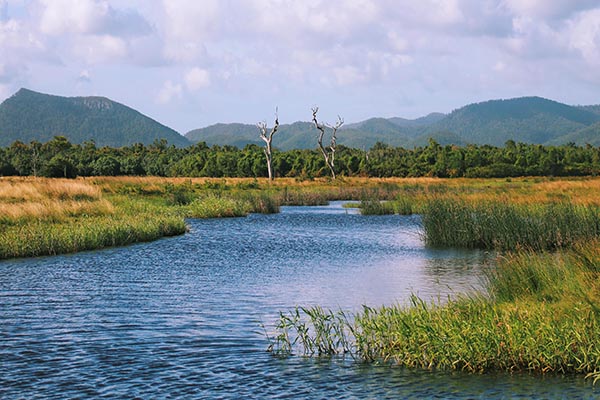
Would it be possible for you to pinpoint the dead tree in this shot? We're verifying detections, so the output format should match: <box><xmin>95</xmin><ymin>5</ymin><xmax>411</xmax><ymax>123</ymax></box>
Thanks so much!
<box><xmin>311</xmin><ymin>107</ymin><xmax>344</xmax><ymax>179</ymax></box>
<box><xmin>257</xmin><ymin>108</ymin><xmax>279</xmax><ymax>181</ymax></box>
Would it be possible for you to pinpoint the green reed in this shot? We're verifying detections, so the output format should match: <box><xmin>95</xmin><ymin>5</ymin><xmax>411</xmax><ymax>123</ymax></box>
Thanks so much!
<box><xmin>268</xmin><ymin>242</ymin><xmax>600</xmax><ymax>378</ymax></box>
<box><xmin>185</xmin><ymin>192</ymin><xmax>280</xmax><ymax>219</ymax></box>
<box><xmin>422</xmin><ymin>198</ymin><xmax>600</xmax><ymax>250</ymax></box>
<box><xmin>0</xmin><ymin>213</ymin><xmax>186</xmax><ymax>259</ymax></box>
<box><xmin>359</xmin><ymin>197</ymin><xmax>417</xmax><ymax>216</ymax></box>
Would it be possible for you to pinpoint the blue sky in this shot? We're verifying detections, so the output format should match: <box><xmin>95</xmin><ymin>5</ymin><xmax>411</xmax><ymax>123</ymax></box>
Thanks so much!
<box><xmin>1</xmin><ymin>0</ymin><xmax>600</xmax><ymax>134</ymax></box>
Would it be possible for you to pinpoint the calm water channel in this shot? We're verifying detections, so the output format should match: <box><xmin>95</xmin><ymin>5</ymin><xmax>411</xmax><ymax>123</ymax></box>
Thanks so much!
<box><xmin>1</xmin><ymin>202</ymin><xmax>597</xmax><ymax>399</ymax></box>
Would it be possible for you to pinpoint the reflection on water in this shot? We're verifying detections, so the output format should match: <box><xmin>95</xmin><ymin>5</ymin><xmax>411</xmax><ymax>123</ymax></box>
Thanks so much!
<box><xmin>0</xmin><ymin>201</ymin><xmax>596</xmax><ymax>399</ymax></box>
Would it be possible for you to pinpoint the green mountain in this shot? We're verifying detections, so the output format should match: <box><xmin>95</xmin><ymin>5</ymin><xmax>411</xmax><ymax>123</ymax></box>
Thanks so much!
<box><xmin>550</xmin><ymin>122</ymin><xmax>600</xmax><ymax>146</ymax></box>
<box><xmin>578</xmin><ymin>105</ymin><xmax>600</xmax><ymax>116</ymax></box>
<box><xmin>186</xmin><ymin>118</ymin><xmax>420</xmax><ymax>150</ymax></box>
<box><xmin>0</xmin><ymin>88</ymin><xmax>190</xmax><ymax>147</ymax></box>
<box><xmin>186</xmin><ymin>97</ymin><xmax>600</xmax><ymax>150</ymax></box>
<box><xmin>426</xmin><ymin>97</ymin><xmax>600</xmax><ymax>146</ymax></box>
<box><xmin>388</xmin><ymin>112</ymin><xmax>446</xmax><ymax>128</ymax></box>
<box><xmin>345</xmin><ymin>117</ymin><xmax>411</xmax><ymax>134</ymax></box>
<box><xmin>7</xmin><ymin>89</ymin><xmax>596</xmax><ymax>150</ymax></box>
<box><xmin>187</xmin><ymin>121</ymin><xmax>320</xmax><ymax>150</ymax></box>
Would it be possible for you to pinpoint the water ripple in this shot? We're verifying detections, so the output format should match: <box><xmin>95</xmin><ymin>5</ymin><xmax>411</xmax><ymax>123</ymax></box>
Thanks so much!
<box><xmin>1</xmin><ymin>202</ymin><xmax>596</xmax><ymax>398</ymax></box>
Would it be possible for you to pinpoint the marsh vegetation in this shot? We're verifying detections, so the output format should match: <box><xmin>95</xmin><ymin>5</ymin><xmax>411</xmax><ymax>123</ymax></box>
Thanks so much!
<box><xmin>3</xmin><ymin>175</ymin><xmax>600</xmax><ymax>381</ymax></box>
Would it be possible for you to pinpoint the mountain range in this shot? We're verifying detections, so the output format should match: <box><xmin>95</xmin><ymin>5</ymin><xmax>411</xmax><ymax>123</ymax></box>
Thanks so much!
<box><xmin>186</xmin><ymin>97</ymin><xmax>600</xmax><ymax>149</ymax></box>
<box><xmin>0</xmin><ymin>88</ymin><xmax>190</xmax><ymax>147</ymax></box>
<box><xmin>1</xmin><ymin>88</ymin><xmax>599</xmax><ymax>149</ymax></box>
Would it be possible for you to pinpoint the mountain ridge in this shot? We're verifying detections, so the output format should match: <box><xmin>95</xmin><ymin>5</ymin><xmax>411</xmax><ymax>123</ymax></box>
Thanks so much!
<box><xmin>1</xmin><ymin>89</ymin><xmax>599</xmax><ymax>150</ymax></box>
<box><xmin>0</xmin><ymin>88</ymin><xmax>190</xmax><ymax>147</ymax></box>
<box><xmin>185</xmin><ymin>96</ymin><xmax>600</xmax><ymax>150</ymax></box>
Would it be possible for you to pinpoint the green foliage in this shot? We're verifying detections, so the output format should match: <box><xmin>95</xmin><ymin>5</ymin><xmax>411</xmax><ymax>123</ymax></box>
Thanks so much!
<box><xmin>2</xmin><ymin>135</ymin><xmax>600</xmax><ymax>179</ymax></box>
<box><xmin>91</xmin><ymin>155</ymin><xmax>121</xmax><ymax>176</ymax></box>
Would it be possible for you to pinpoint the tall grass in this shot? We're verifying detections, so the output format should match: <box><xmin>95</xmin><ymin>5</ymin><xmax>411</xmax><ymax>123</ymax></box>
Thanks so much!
<box><xmin>422</xmin><ymin>198</ymin><xmax>600</xmax><ymax>250</ymax></box>
<box><xmin>0</xmin><ymin>178</ymin><xmax>113</xmax><ymax>224</ymax></box>
<box><xmin>268</xmin><ymin>242</ymin><xmax>600</xmax><ymax>378</ymax></box>
<box><xmin>0</xmin><ymin>178</ymin><xmax>187</xmax><ymax>259</ymax></box>
<box><xmin>185</xmin><ymin>192</ymin><xmax>280</xmax><ymax>219</ymax></box>
<box><xmin>359</xmin><ymin>197</ymin><xmax>417</xmax><ymax>215</ymax></box>
<box><xmin>0</xmin><ymin>214</ymin><xmax>186</xmax><ymax>259</ymax></box>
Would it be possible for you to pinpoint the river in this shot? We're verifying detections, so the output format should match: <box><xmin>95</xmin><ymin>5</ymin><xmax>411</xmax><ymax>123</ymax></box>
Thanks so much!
<box><xmin>0</xmin><ymin>202</ymin><xmax>596</xmax><ymax>398</ymax></box>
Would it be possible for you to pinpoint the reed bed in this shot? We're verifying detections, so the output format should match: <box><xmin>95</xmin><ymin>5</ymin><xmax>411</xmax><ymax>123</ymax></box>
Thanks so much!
<box><xmin>0</xmin><ymin>178</ymin><xmax>187</xmax><ymax>259</ymax></box>
<box><xmin>4</xmin><ymin>175</ymin><xmax>600</xmax><ymax>259</ymax></box>
<box><xmin>268</xmin><ymin>242</ymin><xmax>600</xmax><ymax>378</ymax></box>
<box><xmin>0</xmin><ymin>214</ymin><xmax>186</xmax><ymax>259</ymax></box>
<box><xmin>359</xmin><ymin>197</ymin><xmax>418</xmax><ymax>215</ymax></box>
<box><xmin>422</xmin><ymin>198</ymin><xmax>600</xmax><ymax>250</ymax></box>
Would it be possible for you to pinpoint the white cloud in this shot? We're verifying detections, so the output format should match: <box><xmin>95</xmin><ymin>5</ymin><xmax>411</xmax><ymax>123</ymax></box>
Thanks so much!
<box><xmin>78</xmin><ymin>69</ymin><xmax>91</xmax><ymax>82</ymax></box>
<box><xmin>567</xmin><ymin>8</ymin><xmax>600</xmax><ymax>66</ymax></box>
<box><xmin>2</xmin><ymin>0</ymin><xmax>600</xmax><ymax>129</ymax></box>
<box><xmin>161</xmin><ymin>0</ymin><xmax>218</xmax><ymax>62</ymax></box>
<box><xmin>184</xmin><ymin>67</ymin><xmax>210</xmax><ymax>91</ymax></box>
<box><xmin>332</xmin><ymin>65</ymin><xmax>366</xmax><ymax>86</ymax></box>
<box><xmin>38</xmin><ymin>0</ymin><xmax>151</xmax><ymax>37</ymax></box>
<box><xmin>156</xmin><ymin>80</ymin><xmax>182</xmax><ymax>104</ymax></box>
<box><xmin>72</xmin><ymin>34</ymin><xmax>128</xmax><ymax>63</ymax></box>
<box><xmin>493</xmin><ymin>61</ymin><xmax>507</xmax><ymax>71</ymax></box>
<box><xmin>250</xmin><ymin>0</ymin><xmax>379</xmax><ymax>36</ymax></box>
<box><xmin>502</xmin><ymin>0</ymin><xmax>599</xmax><ymax>20</ymax></box>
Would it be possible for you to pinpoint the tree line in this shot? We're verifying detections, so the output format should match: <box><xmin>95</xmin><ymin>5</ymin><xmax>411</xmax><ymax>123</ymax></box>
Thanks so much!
<box><xmin>1</xmin><ymin>136</ymin><xmax>599</xmax><ymax>179</ymax></box>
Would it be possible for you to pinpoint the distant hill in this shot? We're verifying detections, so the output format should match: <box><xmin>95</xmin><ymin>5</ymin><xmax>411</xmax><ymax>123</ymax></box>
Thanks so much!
<box><xmin>187</xmin><ymin>117</ymin><xmax>419</xmax><ymax>150</ymax></box>
<box><xmin>578</xmin><ymin>105</ymin><xmax>600</xmax><ymax>116</ymax></box>
<box><xmin>388</xmin><ymin>112</ymin><xmax>446</xmax><ymax>128</ymax></box>
<box><xmin>186</xmin><ymin>97</ymin><xmax>600</xmax><ymax>150</ymax></box>
<box><xmin>550</xmin><ymin>122</ymin><xmax>600</xmax><ymax>146</ymax></box>
<box><xmin>4</xmin><ymin>89</ymin><xmax>598</xmax><ymax>150</ymax></box>
<box><xmin>425</xmin><ymin>97</ymin><xmax>600</xmax><ymax>146</ymax></box>
<box><xmin>0</xmin><ymin>88</ymin><xmax>190</xmax><ymax>147</ymax></box>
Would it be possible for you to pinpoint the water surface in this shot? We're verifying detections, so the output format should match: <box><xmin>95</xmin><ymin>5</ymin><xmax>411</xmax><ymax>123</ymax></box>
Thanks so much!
<box><xmin>1</xmin><ymin>202</ymin><xmax>595</xmax><ymax>398</ymax></box>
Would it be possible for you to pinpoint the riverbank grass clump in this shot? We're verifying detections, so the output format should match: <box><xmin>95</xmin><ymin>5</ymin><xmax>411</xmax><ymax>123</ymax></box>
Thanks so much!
<box><xmin>0</xmin><ymin>213</ymin><xmax>186</xmax><ymax>259</ymax></box>
<box><xmin>359</xmin><ymin>197</ymin><xmax>417</xmax><ymax>215</ymax></box>
<box><xmin>0</xmin><ymin>178</ymin><xmax>187</xmax><ymax>259</ymax></box>
<box><xmin>268</xmin><ymin>242</ymin><xmax>600</xmax><ymax>377</ymax></box>
<box><xmin>422</xmin><ymin>198</ymin><xmax>600</xmax><ymax>250</ymax></box>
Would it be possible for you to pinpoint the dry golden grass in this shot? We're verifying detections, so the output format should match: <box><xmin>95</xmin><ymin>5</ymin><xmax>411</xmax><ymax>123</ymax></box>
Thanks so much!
<box><xmin>4</xmin><ymin>175</ymin><xmax>600</xmax><ymax>225</ymax></box>
<box><xmin>0</xmin><ymin>177</ymin><xmax>102</xmax><ymax>201</ymax></box>
<box><xmin>86</xmin><ymin>175</ymin><xmax>600</xmax><ymax>205</ymax></box>
<box><xmin>0</xmin><ymin>177</ymin><xmax>113</xmax><ymax>223</ymax></box>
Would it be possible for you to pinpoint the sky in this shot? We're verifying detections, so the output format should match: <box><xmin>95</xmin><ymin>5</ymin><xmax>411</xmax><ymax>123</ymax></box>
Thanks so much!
<box><xmin>1</xmin><ymin>0</ymin><xmax>600</xmax><ymax>134</ymax></box>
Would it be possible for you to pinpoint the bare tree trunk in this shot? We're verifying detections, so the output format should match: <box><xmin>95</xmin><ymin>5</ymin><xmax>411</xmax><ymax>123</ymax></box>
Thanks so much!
<box><xmin>311</xmin><ymin>107</ymin><xmax>343</xmax><ymax>179</ymax></box>
<box><xmin>257</xmin><ymin>108</ymin><xmax>279</xmax><ymax>181</ymax></box>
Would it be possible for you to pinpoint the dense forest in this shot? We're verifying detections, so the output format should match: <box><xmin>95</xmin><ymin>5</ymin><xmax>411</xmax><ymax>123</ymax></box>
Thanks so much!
<box><xmin>1</xmin><ymin>136</ymin><xmax>599</xmax><ymax>179</ymax></box>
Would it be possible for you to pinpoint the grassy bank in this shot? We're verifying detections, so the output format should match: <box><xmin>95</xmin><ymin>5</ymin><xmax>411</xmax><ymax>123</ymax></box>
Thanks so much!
<box><xmin>0</xmin><ymin>179</ymin><xmax>188</xmax><ymax>259</ymax></box>
<box><xmin>4</xmin><ymin>175</ymin><xmax>600</xmax><ymax>259</ymax></box>
<box><xmin>268</xmin><ymin>242</ymin><xmax>600</xmax><ymax>378</ymax></box>
<box><xmin>0</xmin><ymin>176</ymin><xmax>399</xmax><ymax>259</ymax></box>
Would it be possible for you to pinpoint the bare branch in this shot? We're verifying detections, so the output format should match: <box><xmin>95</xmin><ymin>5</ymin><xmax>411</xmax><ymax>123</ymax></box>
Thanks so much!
<box><xmin>312</xmin><ymin>107</ymin><xmax>342</xmax><ymax>179</ymax></box>
<box><xmin>257</xmin><ymin>121</ymin><xmax>268</xmax><ymax>143</ymax></box>
<box><xmin>257</xmin><ymin>107</ymin><xmax>280</xmax><ymax>181</ymax></box>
